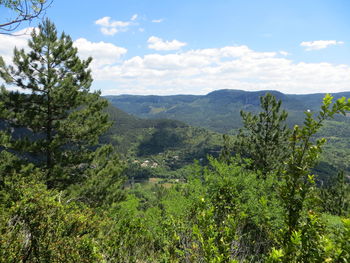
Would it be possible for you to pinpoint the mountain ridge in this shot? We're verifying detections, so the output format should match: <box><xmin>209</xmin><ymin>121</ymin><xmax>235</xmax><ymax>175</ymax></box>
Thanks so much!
<box><xmin>105</xmin><ymin>89</ymin><xmax>350</xmax><ymax>133</ymax></box>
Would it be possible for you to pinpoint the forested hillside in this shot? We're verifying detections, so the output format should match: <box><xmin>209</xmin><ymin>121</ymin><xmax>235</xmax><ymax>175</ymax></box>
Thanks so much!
<box><xmin>102</xmin><ymin>104</ymin><xmax>222</xmax><ymax>179</ymax></box>
<box><xmin>106</xmin><ymin>89</ymin><xmax>350</xmax><ymax>133</ymax></box>
<box><xmin>106</xmin><ymin>90</ymin><xmax>350</xmax><ymax>181</ymax></box>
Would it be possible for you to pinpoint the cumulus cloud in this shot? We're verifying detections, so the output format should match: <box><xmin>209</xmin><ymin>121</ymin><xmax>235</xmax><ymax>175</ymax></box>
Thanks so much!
<box><xmin>279</xmin><ymin>51</ymin><xmax>289</xmax><ymax>56</ymax></box>
<box><xmin>95</xmin><ymin>14</ymin><xmax>138</xmax><ymax>36</ymax></box>
<box><xmin>0</xmin><ymin>27</ymin><xmax>38</xmax><ymax>91</ymax></box>
<box><xmin>147</xmin><ymin>36</ymin><xmax>187</xmax><ymax>51</ymax></box>
<box><xmin>0</xmin><ymin>27</ymin><xmax>36</xmax><ymax>63</ymax></box>
<box><xmin>0</xmin><ymin>30</ymin><xmax>128</xmax><ymax>68</ymax></box>
<box><xmin>300</xmin><ymin>40</ymin><xmax>344</xmax><ymax>51</ymax></box>
<box><xmin>73</xmin><ymin>38</ymin><xmax>127</xmax><ymax>67</ymax></box>
<box><xmin>95</xmin><ymin>17</ymin><xmax>130</xmax><ymax>28</ymax></box>
<box><xmin>2</xmin><ymin>31</ymin><xmax>350</xmax><ymax>96</ymax></box>
<box><xmin>88</xmin><ymin>45</ymin><xmax>350</xmax><ymax>95</ymax></box>
<box><xmin>0</xmin><ymin>32</ymin><xmax>128</xmax><ymax>91</ymax></box>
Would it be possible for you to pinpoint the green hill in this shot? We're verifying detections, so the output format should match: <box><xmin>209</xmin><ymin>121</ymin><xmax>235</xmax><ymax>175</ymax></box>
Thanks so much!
<box><xmin>105</xmin><ymin>90</ymin><xmax>350</xmax><ymax>179</ymax></box>
<box><xmin>105</xmin><ymin>89</ymin><xmax>350</xmax><ymax>133</ymax></box>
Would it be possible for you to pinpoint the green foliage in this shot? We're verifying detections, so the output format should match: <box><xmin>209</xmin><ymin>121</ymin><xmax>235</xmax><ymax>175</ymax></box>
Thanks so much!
<box><xmin>66</xmin><ymin>145</ymin><xmax>126</xmax><ymax>208</ymax></box>
<box><xmin>96</xmin><ymin>93</ymin><xmax>350</xmax><ymax>262</ymax></box>
<box><xmin>268</xmin><ymin>213</ymin><xmax>350</xmax><ymax>263</ymax></box>
<box><xmin>0</xmin><ymin>164</ymin><xmax>103</xmax><ymax>262</ymax></box>
<box><xmin>336</xmin><ymin>218</ymin><xmax>350</xmax><ymax>261</ymax></box>
<box><xmin>188</xmin><ymin>158</ymin><xmax>282</xmax><ymax>262</ymax></box>
<box><xmin>99</xmin><ymin>186</ymin><xmax>193</xmax><ymax>262</ymax></box>
<box><xmin>0</xmin><ymin>19</ymin><xmax>111</xmax><ymax>188</ymax></box>
<box><xmin>225</xmin><ymin>93</ymin><xmax>290</xmax><ymax>178</ymax></box>
<box><xmin>273</xmin><ymin>94</ymin><xmax>350</xmax><ymax>262</ymax></box>
<box><xmin>100</xmin><ymin>195</ymin><xmax>157</xmax><ymax>262</ymax></box>
<box><xmin>0</xmin><ymin>20</ymin><xmax>126</xmax><ymax>262</ymax></box>
<box><xmin>321</xmin><ymin>171</ymin><xmax>350</xmax><ymax>217</ymax></box>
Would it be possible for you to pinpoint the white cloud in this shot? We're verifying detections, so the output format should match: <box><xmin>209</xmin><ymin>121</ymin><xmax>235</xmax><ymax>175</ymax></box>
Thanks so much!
<box><xmin>152</xmin><ymin>19</ymin><xmax>163</xmax><ymax>23</ymax></box>
<box><xmin>0</xmin><ymin>27</ymin><xmax>37</xmax><ymax>64</ymax></box>
<box><xmin>95</xmin><ymin>17</ymin><xmax>130</xmax><ymax>27</ymax></box>
<box><xmin>0</xmin><ymin>27</ymin><xmax>38</xmax><ymax>90</ymax></box>
<box><xmin>100</xmin><ymin>27</ymin><xmax>118</xmax><ymax>36</ymax></box>
<box><xmin>2</xmin><ymin>31</ymin><xmax>350</xmax><ymax>96</ymax></box>
<box><xmin>279</xmin><ymin>51</ymin><xmax>289</xmax><ymax>56</ymax></box>
<box><xmin>73</xmin><ymin>38</ymin><xmax>127</xmax><ymax>67</ymax></box>
<box><xmin>0</xmin><ymin>30</ymin><xmax>128</xmax><ymax>69</ymax></box>
<box><xmin>88</xmin><ymin>44</ymin><xmax>350</xmax><ymax>95</ymax></box>
<box><xmin>95</xmin><ymin>15</ymin><xmax>137</xmax><ymax>36</ymax></box>
<box><xmin>0</xmin><ymin>33</ymin><xmax>127</xmax><ymax>85</ymax></box>
<box><xmin>147</xmin><ymin>36</ymin><xmax>187</xmax><ymax>51</ymax></box>
<box><xmin>300</xmin><ymin>40</ymin><xmax>344</xmax><ymax>51</ymax></box>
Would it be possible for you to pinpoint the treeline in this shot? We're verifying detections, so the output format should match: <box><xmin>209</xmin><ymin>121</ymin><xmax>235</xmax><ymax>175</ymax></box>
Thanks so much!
<box><xmin>0</xmin><ymin>20</ymin><xmax>349</xmax><ymax>262</ymax></box>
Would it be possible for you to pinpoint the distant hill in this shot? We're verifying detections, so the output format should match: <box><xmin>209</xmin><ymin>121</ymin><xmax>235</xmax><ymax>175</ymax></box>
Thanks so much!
<box><xmin>105</xmin><ymin>89</ymin><xmax>350</xmax><ymax>179</ymax></box>
<box><xmin>105</xmin><ymin>89</ymin><xmax>350</xmax><ymax>133</ymax></box>
<box><xmin>2</xmin><ymin>93</ymin><xmax>349</xmax><ymax>182</ymax></box>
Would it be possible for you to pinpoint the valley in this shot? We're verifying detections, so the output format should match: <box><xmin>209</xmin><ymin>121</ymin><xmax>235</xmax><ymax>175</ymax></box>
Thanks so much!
<box><xmin>105</xmin><ymin>89</ymin><xmax>350</xmax><ymax>183</ymax></box>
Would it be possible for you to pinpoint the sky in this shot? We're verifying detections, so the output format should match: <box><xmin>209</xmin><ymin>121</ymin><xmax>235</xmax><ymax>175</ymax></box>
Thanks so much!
<box><xmin>1</xmin><ymin>0</ymin><xmax>350</xmax><ymax>95</ymax></box>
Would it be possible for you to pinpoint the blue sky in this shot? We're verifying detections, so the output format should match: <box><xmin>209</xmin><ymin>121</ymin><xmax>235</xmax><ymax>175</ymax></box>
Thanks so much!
<box><xmin>1</xmin><ymin>0</ymin><xmax>350</xmax><ymax>95</ymax></box>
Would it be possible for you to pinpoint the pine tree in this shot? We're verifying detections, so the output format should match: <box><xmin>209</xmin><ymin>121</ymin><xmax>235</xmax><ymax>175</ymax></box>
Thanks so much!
<box><xmin>0</xmin><ymin>19</ymin><xmax>111</xmax><ymax>188</ymax></box>
<box><xmin>231</xmin><ymin>93</ymin><xmax>291</xmax><ymax>178</ymax></box>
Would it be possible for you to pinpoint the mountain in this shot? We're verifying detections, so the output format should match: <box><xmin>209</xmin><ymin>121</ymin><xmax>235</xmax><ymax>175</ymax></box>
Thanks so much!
<box><xmin>105</xmin><ymin>89</ymin><xmax>350</xmax><ymax>179</ymax></box>
<box><xmin>105</xmin><ymin>89</ymin><xmax>350</xmax><ymax>133</ymax></box>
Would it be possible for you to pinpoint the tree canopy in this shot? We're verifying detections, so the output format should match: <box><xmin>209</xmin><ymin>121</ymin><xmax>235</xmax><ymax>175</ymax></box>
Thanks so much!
<box><xmin>0</xmin><ymin>18</ymin><xmax>111</xmax><ymax>188</ymax></box>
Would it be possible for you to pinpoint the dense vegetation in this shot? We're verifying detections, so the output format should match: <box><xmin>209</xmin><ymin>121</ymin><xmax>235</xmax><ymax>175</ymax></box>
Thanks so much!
<box><xmin>0</xmin><ymin>20</ymin><xmax>349</xmax><ymax>262</ymax></box>
<box><xmin>102</xmin><ymin>104</ymin><xmax>222</xmax><ymax>180</ymax></box>
<box><xmin>107</xmin><ymin>90</ymin><xmax>350</xmax><ymax>180</ymax></box>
